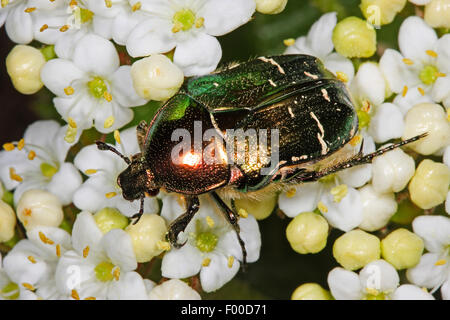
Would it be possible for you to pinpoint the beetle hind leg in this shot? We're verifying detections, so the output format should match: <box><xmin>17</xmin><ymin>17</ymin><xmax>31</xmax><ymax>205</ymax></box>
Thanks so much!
<box><xmin>166</xmin><ymin>196</ymin><xmax>200</xmax><ymax>248</ymax></box>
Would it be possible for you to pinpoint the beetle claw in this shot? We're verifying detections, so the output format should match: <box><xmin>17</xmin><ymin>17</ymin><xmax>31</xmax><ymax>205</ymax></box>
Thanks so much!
<box><xmin>166</xmin><ymin>229</ymin><xmax>187</xmax><ymax>249</ymax></box>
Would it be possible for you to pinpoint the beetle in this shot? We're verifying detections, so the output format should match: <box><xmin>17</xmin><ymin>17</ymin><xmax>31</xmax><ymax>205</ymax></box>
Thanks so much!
<box><xmin>96</xmin><ymin>54</ymin><xmax>425</xmax><ymax>265</ymax></box>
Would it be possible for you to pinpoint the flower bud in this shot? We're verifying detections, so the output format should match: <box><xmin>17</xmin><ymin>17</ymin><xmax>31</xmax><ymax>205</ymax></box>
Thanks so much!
<box><xmin>381</xmin><ymin>228</ymin><xmax>424</xmax><ymax>270</ymax></box>
<box><xmin>409</xmin><ymin>159</ymin><xmax>450</xmax><ymax>209</ymax></box>
<box><xmin>333</xmin><ymin>229</ymin><xmax>380</xmax><ymax>270</ymax></box>
<box><xmin>358</xmin><ymin>185</ymin><xmax>397</xmax><ymax>232</ymax></box>
<box><xmin>16</xmin><ymin>189</ymin><xmax>63</xmax><ymax>230</ymax></box>
<box><xmin>234</xmin><ymin>194</ymin><xmax>277</xmax><ymax>220</ymax></box>
<box><xmin>424</xmin><ymin>0</ymin><xmax>450</xmax><ymax>28</ymax></box>
<box><xmin>360</xmin><ymin>0</ymin><xmax>407</xmax><ymax>26</ymax></box>
<box><xmin>291</xmin><ymin>283</ymin><xmax>333</xmax><ymax>300</ymax></box>
<box><xmin>6</xmin><ymin>45</ymin><xmax>46</xmax><ymax>95</ymax></box>
<box><xmin>371</xmin><ymin>146</ymin><xmax>415</xmax><ymax>193</ymax></box>
<box><xmin>0</xmin><ymin>200</ymin><xmax>16</xmax><ymax>242</ymax></box>
<box><xmin>332</xmin><ymin>17</ymin><xmax>377</xmax><ymax>58</ymax></box>
<box><xmin>255</xmin><ymin>0</ymin><xmax>288</xmax><ymax>14</ymax></box>
<box><xmin>286</xmin><ymin>212</ymin><xmax>329</xmax><ymax>254</ymax></box>
<box><xmin>131</xmin><ymin>54</ymin><xmax>184</xmax><ymax>101</ymax></box>
<box><xmin>148</xmin><ymin>279</ymin><xmax>201</xmax><ymax>300</ymax></box>
<box><xmin>402</xmin><ymin>103</ymin><xmax>450</xmax><ymax>155</ymax></box>
<box><xmin>125</xmin><ymin>214</ymin><xmax>168</xmax><ymax>263</ymax></box>
<box><xmin>94</xmin><ymin>207</ymin><xmax>128</xmax><ymax>234</ymax></box>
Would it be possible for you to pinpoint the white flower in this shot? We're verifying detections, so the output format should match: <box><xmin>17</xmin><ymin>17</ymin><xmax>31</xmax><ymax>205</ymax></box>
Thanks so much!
<box><xmin>278</xmin><ymin>136</ymin><xmax>375</xmax><ymax>232</ymax></box>
<box><xmin>160</xmin><ymin>194</ymin><xmax>261</xmax><ymax>292</ymax></box>
<box><xmin>2</xmin><ymin>226</ymin><xmax>72</xmax><ymax>299</ymax></box>
<box><xmin>0</xmin><ymin>253</ymin><xmax>38</xmax><ymax>300</ymax></box>
<box><xmin>407</xmin><ymin>215</ymin><xmax>450</xmax><ymax>299</ymax></box>
<box><xmin>284</xmin><ymin>12</ymin><xmax>355</xmax><ymax>82</ymax></box>
<box><xmin>41</xmin><ymin>34</ymin><xmax>146</xmax><ymax>134</ymax></box>
<box><xmin>73</xmin><ymin>126</ymin><xmax>158</xmax><ymax>217</ymax></box>
<box><xmin>379</xmin><ymin>16</ymin><xmax>450</xmax><ymax>111</ymax></box>
<box><xmin>328</xmin><ymin>259</ymin><xmax>434</xmax><ymax>300</ymax></box>
<box><xmin>0</xmin><ymin>120</ymin><xmax>82</xmax><ymax>205</ymax></box>
<box><xmin>444</xmin><ymin>146</ymin><xmax>450</xmax><ymax>215</ymax></box>
<box><xmin>55</xmin><ymin>211</ymin><xmax>153</xmax><ymax>300</ymax></box>
<box><xmin>148</xmin><ymin>279</ymin><xmax>201</xmax><ymax>300</ymax></box>
<box><xmin>126</xmin><ymin>0</ymin><xmax>256</xmax><ymax>76</ymax></box>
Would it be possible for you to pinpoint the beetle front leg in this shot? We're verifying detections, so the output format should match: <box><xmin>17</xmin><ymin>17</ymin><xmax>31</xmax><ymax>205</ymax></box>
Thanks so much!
<box><xmin>167</xmin><ymin>196</ymin><xmax>200</xmax><ymax>248</ymax></box>
<box><xmin>131</xmin><ymin>195</ymin><xmax>145</xmax><ymax>224</ymax></box>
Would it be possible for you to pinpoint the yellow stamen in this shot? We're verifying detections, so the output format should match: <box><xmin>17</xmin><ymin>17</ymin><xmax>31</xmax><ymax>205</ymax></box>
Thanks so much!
<box><xmin>17</xmin><ymin>138</ymin><xmax>25</xmax><ymax>150</ymax></box>
<box><xmin>71</xmin><ymin>289</ymin><xmax>80</xmax><ymax>300</ymax></box>
<box><xmin>227</xmin><ymin>256</ymin><xmax>234</xmax><ymax>268</ymax></box>
<box><xmin>435</xmin><ymin>259</ymin><xmax>446</xmax><ymax>266</ymax></box>
<box><xmin>132</xmin><ymin>1</ymin><xmax>141</xmax><ymax>11</ymax></box>
<box><xmin>418</xmin><ymin>87</ymin><xmax>425</xmax><ymax>96</ymax></box>
<box><xmin>402</xmin><ymin>58</ymin><xmax>414</xmax><ymax>65</ymax></box>
<box><xmin>172</xmin><ymin>22</ymin><xmax>182</xmax><ymax>33</ymax></box>
<box><xmin>103</xmin><ymin>91</ymin><xmax>112</xmax><ymax>102</ymax></box>
<box><xmin>40</xmin><ymin>24</ymin><xmax>48</xmax><ymax>32</ymax></box>
<box><xmin>330</xmin><ymin>184</ymin><xmax>348</xmax><ymax>203</ymax></box>
<box><xmin>56</xmin><ymin>244</ymin><xmax>61</xmax><ymax>257</ymax></box>
<box><xmin>28</xmin><ymin>150</ymin><xmax>36</xmax><ymax>160</ymax></box>
<box><xmin>22</xmin><ymin>283</ymin><xmax>35</xmax><ymax>291</ymax></box>
<box><xmin>84</xmin><ymin>296</ymin><xmax>96</xmax><ymax>300</ymax></box>
<box><xmin>69</xmin><ymin>0</ymin><xmax>77</xmax><ymax>7</ymax></box>
<box><xmin>366</xmin><ymin>287</ymin><xmax>379</xmax><ymax>296</ymax></box>
<box><xmin>59</xmin><ymin>25</ymin><xmax>69</xmax><ymax>32</ymax></box>
<box><xmin>283</xmin><ymin>38</ymin><xmax>295</xmax><ymax>46</ymax></box>
<box><xmin>361</xmin><ymin>100</ymin><xmax>371</xmax><ymax>112</ymax></box>
<box><xmin>9</xmin><ymin>167</ymin><xmax>23</xmax><ymax>182</ymax></box>
<box><xmin>113</xmin><ymin>267</ymin><xmax>120</xmax><ymax>281</ymax></box>
<box><xmin>114</xmin><ymin>130</ymin><xmax>121</xmax><ymax>144</ymax></box>
<box><xmin>64</xmin><ymin>86</ymin><xmax>74</xmax><ymax>95</ymax></box>
<box><xmin>68</xmin><ymin>117</ymin><xmax>77</xmax><ymax>128</ymax></box>
<box><xmin>83</xmin><ymin>246</ymin><xmax>90</xmax><ymax>258</ymax></box>
<box><xmin>24</xmin><ymin>7</ymin><xmax>36</xmax><ymax>13</ymax></box>
<box><xmin>85</xmin><ymin>169</ymin><xmax>97</xmax><ymax>175</ymax></box>
<box><xmin>64</xmin><ymin>126</ymin><xmax>77</xmax><ymax>143</ymax></box>
<box><xmin>23</xmin><ymin>208</ymin><xmax>32</xmax><ymax>216</ymax></box>
<box><xmin>202</xmin><ymin>258</ymin><xmax>211</xmax><ymax>267</ymax></box>
<box><xmin>38</xmin><ymin>231</ymin><xmax>54</xmax><ymax>245</ymax></box>
<box><xmin>27</xmin><ymin>256</ymin><xmax>37</xmax><ymax>264</ymax></box>
<box><xmin>195</xmin><ymin>17</ymin><xmax>204</xmax><ymax>28</ymax></box>
<box><xmin>317</xmin><ymin>201</ymin><xmax>328</xmax><ymax>213</ymax></box>
<box><xmin>286</xmin><ymin>188</ymin><xmax>296</xmax><ymax>198</ymax></box>
<box><xmin>103</xmin><ymin>116</ymin><xmax>114</xmax><ymax>129</ymax></box>
<box><xmin>447</xmin><ymin>109</ymin><xmax>450</xmax><ymax>122</ymax></box>
<box><xmin>436</xmin><ymin>72</ymin><xmax>446</xmax><ymax>78</ymax></box>
<box><xmin>336</xmin><ymin>71</ymin><xmax>348</xmax><ymax>83</ymax></box>
<box><xmin>104</xmin><ymin>0</ymin><xmax>112</xmax><ymax>8</ymax></box>
<box><xmin>238</xmin><ymin>208</ymin><xmax>248</xmax><ymax>218</ymax></box>
<box><xmin>426</xmin><ymin>50</ymin><xmax>438</xmax><ymax>58</ymax></box>
<box><xmin>3</xmin><ymin>143</ymin><xmax>15</xmax><ymax>151</ymax></box>
<box><xmin>349</xmin><ymin>134</ymin><xmax>361</xmax><ymax>147</ymax></box>
<box><xmin>206</xmin><ymin>216</ymin><xmax>215</xmax><ymax>228</ymax></box>
<box><xmin>1</xmin><ymin>0</ymin><xmax>9</xmax><ymax>8</ymax></box>
<box><xmin>157</xmin><ymin>240</ymin><xmax>171</xmax><ymax>251</ymax></box>
<box><xmin>105</xmin><ymin>192</ymin><xmax>117</xmax><ymax>198</ymax></box>
<box><xmin>402</xmin><ymin>85</ymin><xmax>408</xmax><ymax>97</ymax></box>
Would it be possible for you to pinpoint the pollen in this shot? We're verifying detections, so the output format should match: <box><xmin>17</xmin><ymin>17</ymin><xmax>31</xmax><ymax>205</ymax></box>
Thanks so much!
<box><xmin>59</xmin><ymin>25</ymin><xmax>69</xmax><ymax>32</ymax></box>
<box><xmin>286</xmin><ymin>188</ymin><xmax>296</xmax><ymax>198</ymax></box>
<box><xmin>317</xmin><ymin>201</ymin><xmax>328</xmax><ymax>213</ymax></box>
<box><xmin>22</xmin><ymin>283</ymin><xmax>35</xmax><ymax>291</ymax></box>
<box><xmin>330</xmin><ymin>184</ymin><xmax>348</xmax><ymax>203</ymax></box>
<box><xmin>132</xmin><ymin>1</ymin><xmax>141</xmax><ymax>11</ymax></box>
<box><xmin>157</xmin><ymin>240</ymin><xmax>171</xmax><ymax>251</ymax></box>
<box><xmin>105</xmin><ymin>192</ymin><xmax>117</xmax><ymax>198</ymax></box>
<box><xmin>402</xmin><ymin>58</ymin><xmax>414</xmax><ymax>65</ymax></box>
<box><xmin>238</xmin><ymin>208</ymin><xmax>248</xmax><ymax>218</ymax></box>
<box><xmin>114</xmin><ymin>130</ymin><xmax>121</xmax><ymax>144</ymax></box>
<box><xmin>425</xmin><ymin>50</ymin><xmax>438</xmax><ymax>58</ymax></box>
<box><xmin>418</xmin><ymin>87</ymin><xmax>425</xmax><ymax>96</ymax></box>
<box><xmin>113</xmin><ymin>267</ymin><xmax>120</xmax><ymax>281</ymax></box>
<box><xmin>71</xmin><ymin>289</ymin><xmax>80</xmax><ymax>300</ymax></box>
<box><xmin>195</xmin><ymin>17</ymin><xmax>204</xmax><ymax>28</ymax></box>
<box><xmin>202</xmin><ymin>258</ymin><xmax>211</xmax><ymax>267</ymax></box>
<box><xmin>402</xmin><ymin>85</ymin><xmax>408</xmax><ymax>97</ymax></box>
<box><xmin>104</xmin><ymin>0</ymin><xmax>112</xmax><ymax>8</ymax></box>
<box><xmin>17</xmin><ymin>138</ymin><xmax>25</xmax><ymax>150</ymax></box>
<box><xmin>23</xmin><ymin>208</ymin><xmax>32</xmax><ymax>216</ymax></box>
<box><xmin>38</xmin><ymin>231</ymin><xmax>54</xmax><ymax>245</ymax></box>
<box><xmin>27</xmin><ymin>256</ymin><xmax>37</xmax><ymax>264</ymax></box>
<box><xmin>83</xmin><ymin>246</ymin><xmax>90</xmax><ymax>258</ymax></box>
<box><xmin>24</xmin><ymin>7</ymin><xmax>36</xmax><ymax>13</ymax></box>
<box><xmin>28</xmin><ymin>150</ymin><xmax>36</xmax><ymax>160</ymax></box>
<box><xmin>283</xmin><ymin>38</ymin><xmax>295</xmax><ymax>46</ymax></box>
<box><xmin>103</xmin><ymin>116</ymin><xmax>114</xmax><ymax>129</ymax></box>
<box><xmin>349</xmin><ymin>134</ymin><xmax>361</xmax><ymax>147</ymax></box>
<box><xmin>103</xmin><ymin>91</ymin><xmax>112</xmax><ymax>102</ymax></box>
<box><xmin>206</xmin><ymin>216</ymin><xmax>215</xmax><ymax>228</ymax></box>
<box><xmin>435</xmin><ymin>259</ymin><xmax>446</xmax><ymax>266</ymax></box>
<box><xmin>40</xmin><ymin>24</ymin><xmax>48</xmax><ymax>32</ymax></box>
<box><xmin>64</xmin><ymin>86</ymin><xmax>74</xmax><ymax>95</ymax></box>
<box><xmin>85</xmin><ymin>169</ymin><xmax>97</xmax><ymax>175</ymax></box>
<box><xmin>336</xmin><ymin>71</ymin><xmax>349</xmax><ymax>83</ymax></box>
<box><xmin>56</xmin><ymin>244</ymin><xmax>61</xmax><ymax>257</ymax></box>
<box><xmin>361</xmin><ymin>100</ymin><xmax>371</xmax><ymax>112</ymax></box>
<box><xmin>68</xmin><ymin>117</ymin><xmax>77</xmax><ymax>128</ymax></box>
<box><xmin>227</xmin><ymin>256</ymin><xmax>234</xmax><ymax>268</ymax></box>
<box><xmin>3</xmin><ymin>143</ymin><xmax>15</xmax><ymax>151</ymax></box>
<box><xmin>9</xmin><ymin>167</ymin><xmax>23</xmax><ymax>182</ymax></box>
<box><xmin>366</xmin><ymin>287</ymin><xmax>379</xmax><ymax>296</ymax></box>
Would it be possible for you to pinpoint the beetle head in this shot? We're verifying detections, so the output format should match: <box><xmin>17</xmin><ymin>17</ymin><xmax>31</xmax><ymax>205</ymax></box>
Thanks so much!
<box><xmin>117</xmin><ymin>157</ymin><xmax>159</xmax><ymax>201</ymax></box>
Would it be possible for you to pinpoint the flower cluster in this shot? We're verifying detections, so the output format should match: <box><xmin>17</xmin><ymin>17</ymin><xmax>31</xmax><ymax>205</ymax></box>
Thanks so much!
<box><xmin>0</xmin><ymin>0</ymin><xmax>449</xmax><ymax>300</ymax></box>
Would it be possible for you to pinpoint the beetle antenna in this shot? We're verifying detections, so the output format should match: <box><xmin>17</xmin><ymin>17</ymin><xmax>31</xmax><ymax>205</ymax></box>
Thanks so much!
<box><xmin>95</xmin><ymin>141</ymin><xmax>131</xmax><ymax>165</ymax></box>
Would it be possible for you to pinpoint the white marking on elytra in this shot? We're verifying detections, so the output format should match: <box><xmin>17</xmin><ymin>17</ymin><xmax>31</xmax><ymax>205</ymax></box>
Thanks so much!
<box><xmin>268</xmin><ymin>79</ymin><xmax>277</xmax><ymax>87</ymax></box>
<box><xmin>258</xmin><ymin>56</ymin><xmax>285</xmax><ymax>75</ymax></box>
<box><xmin>304</xmin><ymin>71</ymin><xmax>319</xmax><ymax>80</ymax></box>
<box><xmin>321</xmin><ymin>89</ymin><xmax>330</xmax><ymax>102</ymax></box>
<box><xmin>292</xmin><ymin>155</ymin><xmax>308</xmax><ymax>162</ymax></box>
<box><xmin>287</xmin><ymin>106</ymin><xmax>295</xmax><ymax>118</ymax></box>
<box><xmin>310</xmin><ymin>111</ymin><xmax>328</xmax><ymax>155</ymax></box>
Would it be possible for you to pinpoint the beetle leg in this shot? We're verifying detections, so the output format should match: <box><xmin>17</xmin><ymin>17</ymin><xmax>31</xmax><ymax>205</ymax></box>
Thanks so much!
<box><xmin>167</xmin><ymin>196</ymin><xmax>200</xmax><ymax>248</ymax></box>
<box><xmin>131</xmin><ymin>195</ymin><xmax>145</xmax><ymax>224</ymax></box>
<box><xmin>136</xmin><ymin>120</ymin><xmax>148</xmax><ymax>151</ymax></box>
<box><xmin>210</xmin><ymin>192</ymin><xmax>247</xmax><ymax>269</ymax></box>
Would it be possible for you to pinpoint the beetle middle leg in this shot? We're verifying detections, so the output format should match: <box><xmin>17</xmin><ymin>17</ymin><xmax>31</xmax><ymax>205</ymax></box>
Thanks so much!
<box><xmin>210</xmin><ymin>191</ymin><xmax>248</xmax><ymax>268</ymax></box>
<box><xmin>167</xmin><ymin>196</ymin><xmax>200</xmax><ymax>248</ymax></box>
<box><xmin>136</xmin><ymin>120</ymin><xmax>148</xmax><ymax>151</ymax></box>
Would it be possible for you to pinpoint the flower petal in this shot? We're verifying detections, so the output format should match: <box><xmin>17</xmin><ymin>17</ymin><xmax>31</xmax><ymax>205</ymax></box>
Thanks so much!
<box><xmin>379</xmin><ymin>49</ymin><xmax>420</xmax><ymax>94</ymax></box>
<box><xmin>406</xmin><ymin>253</ymin><xmax>448</xmax><ymax>289</ymax></box>
<box><xmin>324</xmin><ymin>53</ymin><xmax>355</xmax><ymax>82</ymax></box>
<box><xmin>398</xmin><ymin>16</ymin><xmax>437</xmax><ymax>63</ymax></box>
<box><xmin>111</xmin><ymin>66</ymin><xmax>147</xmax><ymax>107</ymax></box>
<box><xmin>305</xmin><ymin>12</ymin><xmax>336</xmax><ymax>58</ymax></box>
<box><xmin>101</xmin><ymin>229</ymin><xmax>137</xmax><ymax>272</ymax></box>
<box><xmin>161</xmin><ymin>244</ymin><xmax>202</xmax><ymax>279</ymax></box>
<box><xmin>107</xmin><ymin>271</ymin><xmax>149</xmax><ymax>300</ymax></box>
<box><xmin>369</xmin><ymin>103</ymin><xmax>405</xmax><ymax>143</ymax></box>
<box><xmin>200</xmin><ymin>252</ymin><xmax>240</xmax><ymax>292</ymax></box>
<box><xmin>5</xmin><ymin>4</ymin><xmax>34</xmax><ymax>44</ymax></box>
<box><xmin>359</xmin><ymin>260</ymin><xmax>399</xmax><ymax>293</ymax></box>
<box><xmin>41</xmin><ymin>59</ymin><xmax>85</xmax><ymax>97</ymax></box>
<box><xmin>327</xmin><ymin>267</ymin><xmax>363</xmax><ymax>300</ymax></box>
<box><xmin>350</xmin><ymin>62</ymin><xmax>385</xmax><ymax>106</ymax></box>
<box><xmin>71</xmin><ymin>211</ymin><xmax>104</xmax><ymax>256</ymax></box>
<box><xmin>278</xmin><ymin>182</ymin><xmax>321</xmax><ymax>218</ymax></box>
<box><xmin>46</xmin><ymin>163</ymin><xmax>82</xmax><ymax>205</ymax></box>
<box><xmin>392</xmin><ymin>284</ymin><xmax>435</xmax><ymax>300</ymax></box>
<box><xmin>412</xmin><ymin>215</ymin><xmax>450</xmax><ymax>253</ymax></box>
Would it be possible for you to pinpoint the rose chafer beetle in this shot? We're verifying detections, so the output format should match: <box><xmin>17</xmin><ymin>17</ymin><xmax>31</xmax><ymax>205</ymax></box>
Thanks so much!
<box><xmin>97</xmin><ymin>54</ymin><xmax>425</xmax><ymax>265</ymax></box>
